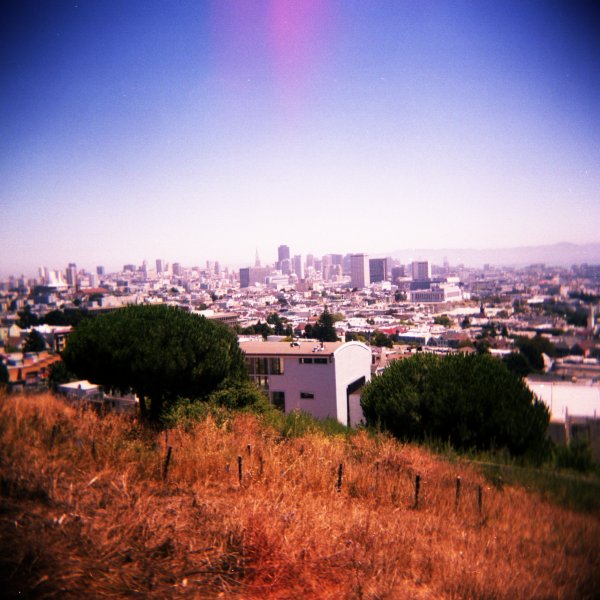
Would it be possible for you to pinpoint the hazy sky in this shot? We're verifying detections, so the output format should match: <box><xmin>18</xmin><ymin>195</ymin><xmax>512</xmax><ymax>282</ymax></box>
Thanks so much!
<box><xmin>2</xmin><ymin>1</ymin><xmax>599</xmax><ymax>277</ymax></box>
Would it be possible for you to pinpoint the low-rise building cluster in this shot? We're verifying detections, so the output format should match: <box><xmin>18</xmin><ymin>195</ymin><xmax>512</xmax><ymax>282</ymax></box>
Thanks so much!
<box><xmin>1</xmin><ymin>250</ymin><xmax>599</xmax><ymax>454</ymax></box>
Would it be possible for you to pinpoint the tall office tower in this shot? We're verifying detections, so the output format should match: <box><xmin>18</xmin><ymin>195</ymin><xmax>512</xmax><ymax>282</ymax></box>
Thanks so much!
<box><xmin>38</xmin><ymin>266</ymin><xmax>48</xmax><ymax>284</ymax></box>
<box><xmin>369</xmin><ymin>258</ymin><xmax>388</xmax><ymax>283</ymax></box>
<box><xmin>239</xmin><ymin>267</ymin><xmax>268</xmax><ymax>288</ymax></box>
<box><xmin>443</xmin><ymin>256</ymin><xmax>450</xmax><ymax>274</ymax></box>
<box><xmin>305</xmin><ymin>254</ymin><xmax>314</xmax><ymax>269</ymax></box>
<box><xmin>255</xmin><ymin>248</ymin><xmax>261</xmax><ymax>267</ymax></box>
<box><xmin>350</xmin><ymin>254</ymin><xmax>370</xmax><ymax>289</ymax></box>
<box><xmin>280</xmin><ymin>258</ymin><xmax>291</xmax><ymax>275</ymax></box>
<box><xmin>172</xmin><ymin>262</ymin><xmax>182</xmax><ymax>276</ymax></box>
<box><xmin>156</xmin><ymin>259</ymin><xmax>164</xmax><ymax>274</ymax></box>
<box><xmin>239</xmin><ymin>268</ymin><xmax>250</xmax><ymax>288</ymax></box>
<box><xmin>96</xmin><ymin>266</ymin><xmax>105</xmax><ymax>276</ymax></box>
<box><xmin>214</xmin><ymin>261</ymin><xmax>220</xmax><ymax>275</ymax></box>
<box><xmin>277</xmin><ymin>245</ymin><xmax>290</xmax><ymax>269</ymax></box>
<box><xmin>66</xmin><ymin>263</ymin><xmax>77</xmax><ymax>288</ymax></box>
<box><xmin>342</xmin><ymin>254</ymin><xmax>352</xmax><ymax>275</ymax></box>
<box><xmin>331</xmin><ymin>254</ymin><xmax>343</xmax><ymax>267</ymax></box>
<box><xmin>411</xmin><ymin>260</ymin><xmax>431</xmax><ymax>282</ymax></box>
<box><xmin>322</xmin><ymin>254</ymin><xmax>332</xmax><ymax>281</ymax></box>
<box><xmin>293</xmin><ymin>254</ymin><xmax>304</xmax><ymax>279</ymax></box>
<box><xmin>391</xmin><ymin>265</ymin><xmax>405</xmax><ymax>283</ymax></box>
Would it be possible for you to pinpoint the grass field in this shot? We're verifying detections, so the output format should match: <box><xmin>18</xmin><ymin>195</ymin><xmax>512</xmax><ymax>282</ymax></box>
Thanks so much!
<box><xmin>1</xmin><ymin>392</ymin><xmax>599</xmax><ymax>598</ymax></box>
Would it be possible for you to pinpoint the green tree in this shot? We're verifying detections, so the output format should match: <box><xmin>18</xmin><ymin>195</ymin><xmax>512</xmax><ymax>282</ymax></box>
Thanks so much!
<box><xmin>48</xmin><ymin>361</ymin><xmax>77</xmax><ymax>391</ymax></box>
<box><xmin>361</xmin><ymin>353</ymin><xmax>550</xmax><ymax>460</ymax></box>
<box><xmin>515</xmin><ymin>335</ymin><xmax>556</xmax><ymax>372</ymax></box>
<box><xmin>433</xmin><ymin>315</ymin><xmax>453</xmax><ymax>327</ymax></box>
<box><xmin>370</xmin><ymin>331</ymin><xmax>393</xmax><ymax>348</ymax></box>
<box><xmin>17</xmin><ymin>306</ymin><xmax>39</xmax><ymax>328</ymax></box>
<box><xmin>266</xmin><ymin>312</ymin><xmax>291</xmax><ymax>336</ymax></box>
<box><xmin>311</xmin><ymin>307</ymin><xmax>339</xmax><ymax>342</ymax></box>
<box><xmin>62</xmin><ymin>304</ymin><xmax>246</xmax><ymax>422</ymax></box>
<box><xmin>502</xmin><ymin>352</ymin><xmax>532</xmax><ymax>378</ymax></box>
<box><xmin>0</xmin><ymin>362</ymin><xmax>8</xmax><ymax>388</ymax></box>
<box><xmin>23</xmin><ymin>329</ymin><xmax>46</xmax><ymax>352</ymax></box>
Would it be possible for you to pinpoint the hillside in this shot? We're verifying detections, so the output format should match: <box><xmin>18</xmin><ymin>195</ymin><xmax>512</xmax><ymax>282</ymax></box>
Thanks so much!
<box><xmin>1</xmin><ymin>393</ymin><xmax>599</xmax><ymax>599</ymax></box>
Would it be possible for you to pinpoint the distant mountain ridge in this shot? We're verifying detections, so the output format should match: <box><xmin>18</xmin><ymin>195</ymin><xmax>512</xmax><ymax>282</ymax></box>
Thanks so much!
<box><xmin>387</xmin><ymin>242</ymin><xmax>600</xmax><ymax>268</ymax></box>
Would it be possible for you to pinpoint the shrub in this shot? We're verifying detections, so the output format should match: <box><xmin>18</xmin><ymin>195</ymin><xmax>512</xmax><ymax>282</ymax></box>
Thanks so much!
<box><xmin>361</xmin><ymin>352</ymin><xmax>550</xmax><ymax>460</ymax></box>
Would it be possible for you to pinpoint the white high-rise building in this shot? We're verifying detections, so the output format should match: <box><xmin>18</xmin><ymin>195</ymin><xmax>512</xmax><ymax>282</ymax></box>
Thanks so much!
<box><xmin>293</xmin><ymin>255</ymin><xmax>303</xmax><ymax>279</ymax></box>
<box><xmin>350</xmin><ymin>254</ymin><xmax>370</xmax><ymax>289</ymax></box>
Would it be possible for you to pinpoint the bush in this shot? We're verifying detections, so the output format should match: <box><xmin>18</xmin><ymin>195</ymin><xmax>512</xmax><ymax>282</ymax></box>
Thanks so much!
<box><xmin>554</xmin><ymin>438</ymin><xmax>596</xmax><ymax>473</ymax></box>
<box><xmin>361</xmin><ymin>352</ymin><xmax>550</xmax><ymax>460</ymax></box>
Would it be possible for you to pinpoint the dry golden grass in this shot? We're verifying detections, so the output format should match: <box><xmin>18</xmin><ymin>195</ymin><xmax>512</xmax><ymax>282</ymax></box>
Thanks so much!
<box><xmin>1</xmin><ymin>392</ymin><xmax>599</xmax><ymax>599</ymax></box>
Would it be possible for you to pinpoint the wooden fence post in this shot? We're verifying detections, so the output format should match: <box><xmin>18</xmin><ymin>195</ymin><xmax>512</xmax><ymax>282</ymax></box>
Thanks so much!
<box><xmin>238</xmin><ymin>455</ymin><xmax>243</xmax><ymax>485</ymax></box>
<box><xmin>414</xmin><ymin>474</ymin><xmax>421</xmax><ymax>509</ymax></box>
<box><xmin>477</xmin><ymin>485</ymin><xmax>483</xmax><ymax>516</ymax></box>
<box><xmin>455</xmin><ymin>476</ymin><xmax>461</xmax><ymax>509</ymax></box>
<box><xmin>337</xmin><ymin>463</ymin><xmax>343</xmax><ymax>493</ymax></box>
<box><xmin>163</xmin><ymin>446</ymin><xmax>172</xmax><ymax>480</ymax></box>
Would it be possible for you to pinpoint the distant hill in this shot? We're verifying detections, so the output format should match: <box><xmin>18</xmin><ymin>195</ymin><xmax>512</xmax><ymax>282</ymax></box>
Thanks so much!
<box><xmin>387</xmin><ymin>242</ymin><xmax>600</xmax><ymax>268</ymax></box>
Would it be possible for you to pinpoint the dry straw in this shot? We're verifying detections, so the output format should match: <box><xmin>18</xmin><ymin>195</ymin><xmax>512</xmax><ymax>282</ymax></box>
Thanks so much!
<box><xmin>1</xmin><ymin>392</ymin><xmax>599</xmax><ymax>598</ymax></box>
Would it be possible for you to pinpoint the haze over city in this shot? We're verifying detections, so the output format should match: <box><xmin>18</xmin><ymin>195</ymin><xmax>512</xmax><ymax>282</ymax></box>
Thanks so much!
<box><xmin>2</xmin><ymin>1</ymin><xmax>599</xmax><ymax>278</ymax></box>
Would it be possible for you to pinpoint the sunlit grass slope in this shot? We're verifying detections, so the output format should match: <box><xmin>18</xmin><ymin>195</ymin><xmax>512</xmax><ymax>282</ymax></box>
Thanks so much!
<box><xmin>1</xmin><ymin>393</ymin><xmax>599</xmax><ymax>598</ymax></box>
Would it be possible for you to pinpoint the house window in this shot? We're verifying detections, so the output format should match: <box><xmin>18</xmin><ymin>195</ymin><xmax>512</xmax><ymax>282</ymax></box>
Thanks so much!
<box><xmin>299</xmin><ymin>358</ymin><xmax>313</xmax><ymax>364</ymax></box>
<box><xmin>255</xmin><ymin>357</ymin><xmax>269</xmax><ymax>375</ymax></box>
<box><xmin>271</xmin><ymin>391</ymin><xmax>285</xmax><ymax>410</ymax></box>
<box><xmin>270</xmin><ymin>357</ymin><xmax>284</xmax><ymax>375</ymax></box>
<box><xmin>256</xmin><ymin>376</ymin><xmax>269</xmax><ymax>390</ymax></box>
<box><xmin>300</xmin><ymin>392</ymin><xmax>314</xmax><ymax>399</ymax></box>
<box><xmin>314</xmin><ymin>357</ymin><xmax>327</xmax><ymax>364</ymax></box>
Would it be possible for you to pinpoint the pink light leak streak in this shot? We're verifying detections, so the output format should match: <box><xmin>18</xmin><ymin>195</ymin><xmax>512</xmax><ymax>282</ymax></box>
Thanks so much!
<box><xmin>268</xmin><ymin>0</ymin><xmax>333</xmax><ymax>117</ymax></box>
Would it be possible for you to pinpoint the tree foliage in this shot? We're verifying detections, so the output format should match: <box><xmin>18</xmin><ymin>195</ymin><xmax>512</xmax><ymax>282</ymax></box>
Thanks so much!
<box><xmin>62</xmin><ymin>304</ymin><xmax>246</xmax><ymax>421</ymax></box>
<box><xmin>23</xmin><ymin>329</ymin><xmax>46</xmax><ymax>352</ymax></box>
<box><xmin>0</xmin><ymin>362</ymin><xmax>8</xmax><ymax>387</ymax></box>
<box><xmin>309</xmin><ymin>307</ymin><xmax>339</xmax><ymax>342</ymax></box>
<box><xmin>17</xmin><ymin>307</ymin><xmax>39</xmax><ymax>328</ymax></box>
<box><xmin>361</xmin><ymin>353</ymin><xmax>550</xmax><ymax>460</ymax></box>
<box><xmin>514</xmin><ymin>335</ymin><xmax>556</xmax><ymax>371</ymax></box>
<box><xmin>370</xmin><ymin>330</ymin><xmax>394</xmax><ymax>348</ymax></box>
<box><xmin>48</xmin><ymin>361</ymin><xmax>78</xmax><ymax>391</ymax></box>
<box><xmin>266</xmin><ymin>312</ymin><xmax>292</xmax><ymax>336</ymax></box>
<box><xmin>433</xmin><ymin>315</ymin><xmax>453</xmax><ymax>327</ymax></box>
<box><xmin>502</xmin><ymin>351</ymin><xmax>533</xmax><ymax>377</ymax></box>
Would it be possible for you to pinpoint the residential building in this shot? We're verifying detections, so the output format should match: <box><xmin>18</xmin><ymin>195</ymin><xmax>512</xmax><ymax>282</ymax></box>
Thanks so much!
<box><xmin>240</xmin><ymin>339</ymin><xmax>372</xmax><ymax>426</ymax></box>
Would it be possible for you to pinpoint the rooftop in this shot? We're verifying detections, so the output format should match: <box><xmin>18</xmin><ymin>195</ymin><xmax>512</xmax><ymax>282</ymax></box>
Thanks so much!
<box><xmin>240</xmin><ymin>340</ymin><xmax>345</xmax><ymax>356</ymax></box>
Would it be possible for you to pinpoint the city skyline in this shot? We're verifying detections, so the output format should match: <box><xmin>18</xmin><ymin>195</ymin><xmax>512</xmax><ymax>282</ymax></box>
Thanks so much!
<box><xmin>2</xmin><ymin>1</ymin><xmax>599</xmax><ymax>278</ymax></box>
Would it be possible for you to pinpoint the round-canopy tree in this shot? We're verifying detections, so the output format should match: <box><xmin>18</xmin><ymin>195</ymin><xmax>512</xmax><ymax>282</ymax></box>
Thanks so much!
<box><xmin>62</xmin><ymin>304</ymin><xmax>246</xmax><ymax>421</ymax></box>
<box><xmin>361</xmin><ymin>352</ymin><xmax>550</xmax><ymax>460</ymax></box>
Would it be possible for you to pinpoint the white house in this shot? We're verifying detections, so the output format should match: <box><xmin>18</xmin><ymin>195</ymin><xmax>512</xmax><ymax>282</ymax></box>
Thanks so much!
<box><xmin>240</xmin><ymin>340</ymin><xmax>372</xmax><ymax>426</ymax></box>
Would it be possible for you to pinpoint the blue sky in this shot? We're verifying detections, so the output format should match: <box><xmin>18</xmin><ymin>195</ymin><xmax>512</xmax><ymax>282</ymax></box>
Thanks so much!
<box><xmin>1</xmin><ymin>1</ymin><xmax>599</xmax><ymax>277</ymax></box>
